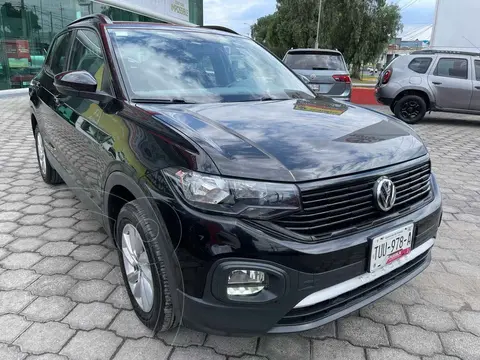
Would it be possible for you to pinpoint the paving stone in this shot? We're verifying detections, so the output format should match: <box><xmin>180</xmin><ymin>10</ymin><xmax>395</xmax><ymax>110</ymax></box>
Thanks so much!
<box><xmin>12</xmin><ymin>225</ymin><xmax>49</xmax><ymax>238</ymax></box>
<box><xmin>6</xmin><ymin>238</ymin><xmax>46</xmax><ymax>252</ymax></box>
<box><xmin>109</xmin><ymin>310</ymin><xmax>152</xmax><ymax>338</ymax></box>
<box><xmin>25</xmin><ymin>196</ymin><xmax>54</xmax><ymax>205</ymax></box>
<box><xmin>32</xmin><ymin>256</ymin><xmax>78</xmax><ymax>275</ymax></box>
<box><xmin>60</xmin><ymin>329</ymin><xmax>123</xmax><ymax>360</ymax></box>
<box><xmin>2</xmin><ymin>193</ymin><xmax>30</xmax><ymax>202</ymax></box>
<box><xmin>170</xmin><ymin>347</ymin><xmax>225</xmax><ymax>360</ymax></box>
<box><xmin>52</xmin><ymin>190</ymin><xmax>75</xmax><ymax>199</ymax></box>
<box><xmin>71</xmin><ymin>231</ymin><xmax>108</xmax><ymax>245</ymax></box>
<box><xmin>37</xmin><ymin>242</ymin><xmax>77</xmax><ymax>256</ymax></box>
<box><xmin>14</xmin><ymin>322</ymin><xmax>75</xmax><ymax>354</ymax></box>
<box><xmin>104</xmin><ymin>266</ymin><xmax>124</xmax><ymax>285</ymax></box>
<box><xmin>0</xmin><ymin>202</ymin><xmax>28</xmax><ymax>211</ymax></box>
<box><xmin>66</xmin><ymin>279</ymin><xmax>115</xmax><ymax>302</ymax></box>
<box><xmin>18</xmin><ymin>215</ymin><xmax>50</xmax><ymax>226</ymax></box>
<box><xmin>229</xmin><ymin>356</ymin><xmax>268</xmax><ymax>360</ymax></box>
<box><xmin>300</xmin><ymin>322</ymin><xmax>335</xmax><ymax>339</ymax></box>
<box><xmin>73</xmin><ymin>220</ymin><xmax>103</xmax><ymax>232</ymax></box>
<box><xmin>440</xmin><ymin>331</ymin><xmax>480</xmax><ymax>360</ymax></box>
<box><xmin>0</xmin><ymin>211</ymin><xmax>23</xmax><ymax>221</ymax></box>
<box><xmin>338</xmin><ymin>316</ymin><xmax>388</xmax><ymax>348</ymax></box>
<box><xmin>0</xmin><ymin>252</ymin><xmax>43</xmax><ymax>269</ymax></box>
<box><xmin>63</xmin><ymin>302</ymin><xmax>119</xmax><ymax>330</ymax></box>
<box><xmin>388</xmin><ymin>324</ymin><xmax>442</xmax><ymax>356</ymax></box>
<box><xmin>443</xmin><ymin>261</ymin><xmax>480</xmax><ymax>279</ymax></box>
<box><xmin>312</xmin><ymin>338</ymin><xmax>366</xmax><ymax>360</ymax></box>
<box><xmin>0</xmin><ymin>269</ymin><xmax>40</xmax><ymax>290</ymax></box>
<box><xmin>73</xmin><ymin>210</ymin><xmax>97</xmax><ymax>221</ymax></box>
<box><xmin>0</xmin><ymin>290</ymin><xmax>35</xmax><ymax>314</ymax></box>
<box><xmin>28</xmin><ymin>188</ymin><xmax>57</xmax><ymax>196</ymax></box>
<box><xmin>257</xmin><ymin>335</ymin><xmax>310</xmax><ymax>360</ymax></box>
<box><xmin>41</xmin><ymin>228</ymin><xmax>78</xmax><ymax>242</ymax></box>
<box><xmin>157</xmin><ymin>326</ymin><xmax>207</xmax><ymax>347</ymax></box>
<box><xmin>44</xmin><ymin>217</ymin><xmax>78</xmax><ymax>228</ymax></box>
<box><xmin>47</xmin><ymin>208</ymin><xmax>79</xmax><ymax>218</ymax></box>
<box><xmin>0</xmin><ymin>247</ymin><xmax>9</xmax><ymax>260</ymax></box>
<box><xmin>71</xmin><ymin>245</ymin><xmax>110</xmax><ymax>261</ymax></box>
<box><xmin>205</xmin><ymin>335</ymin><xmax>257</xmax><ymax>356</ymax></box>
<box><xmin>103</xmin><ymin>250</ymin><xmax>120</xmax><ymax>266</ymax></box>
<box><xmin>406</xmin><ymin>305</ymin><xmax>457</xmax><ymax>332</ymax></box>
<box><xmin>0</xmin><ymin>343</ymin><xmax>27</xmax><ymax>360</ymax></box>
<box><xmin>27</xmin><ymin>275</ymin><xmax>77</xmax><ymax>296</ymax></box>
<box><xmin>0</xmin><ymin>221</ymin><xmax>20</xmax><ymax>233</ymax></box>
<box><xmin>68</xmin><ymin>260</ymin><xmax>112</xmax><ymax>280</ymax></box>
<box><xmin>105</xmin><ymin>286</ymin><xmax>132</xmax><ymax>310</ymax></box>
<box><xmin>453</xmin><ymin>311</ymin><xmax>480</xmax><ymax>336</ymax></box>
<box><xmin>21</xmin><ymin>296</ymin><xmax>75</xmax><ymax>322</ymax></box>
<box><xmin>0</xmin><ymin>314</ymin><xmax>32</xmax><ymax>342</ymax></box>
<box><xmin>367</xmin><ymin>347</ymin><xmax>420</xmax><ymax>360</ymax></box>
<box><xmin>113</xmin><ymin>338</ymin><xmax>172</xmax><ymax>360</ymax></box>
<box><xmin>25</xmin><ymin>355</ymin><xmax>68</xmax><ymax>360</ymax></box>
<box><xmin>418</xmin><ymin>288</ymin><xmax>466</xmax><ymax>311</ymax></box>
<box><xmin>360</xmin><ymin>299</ymin><xmax>407</xmax><ymax>325</ymax></box>
<box><xmin>0</xmin><ymin>233</ymin><xmax>15</xmax><ymax>246</ymax></box>
<box><xmin>50</xmin><ymin>198</ymin><xmax>79</xmax><ymax>208</ymax></box>
<box><xmin>422</xmin><ymin>356</ymin><xmax>462</xmax><ymax>360</ymax></box>
<box><xmin>431</xmin><ymin>272</ymin><xmax>479</xmax><ymax>294</ymax></box>
<box><xmin>22</xmin><ymin>205</ymin><xmax>52</xmax><ymax>215</ymax></box>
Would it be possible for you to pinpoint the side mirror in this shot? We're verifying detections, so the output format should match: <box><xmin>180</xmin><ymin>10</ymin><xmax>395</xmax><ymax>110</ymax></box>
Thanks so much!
<box><xmin>54</xmin><ymin>70</ymin><xmax>113</xmax><ymax>103</ymax></box>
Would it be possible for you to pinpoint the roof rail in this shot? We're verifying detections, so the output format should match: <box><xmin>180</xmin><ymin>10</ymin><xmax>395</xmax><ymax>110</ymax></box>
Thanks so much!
<box><xmin>68</xmin><ymin>14</ymin><xmax>113</xmax><ymax>26</ymax></box>
<box><xmin>201</xmin><ymin>25</ymin><xmax>238</xmax><ymax>35</ymax></box>
<box><xmin>411</xmin><ymin>49</ymin><xmax>480</xmax><ymax>57</ymax></box>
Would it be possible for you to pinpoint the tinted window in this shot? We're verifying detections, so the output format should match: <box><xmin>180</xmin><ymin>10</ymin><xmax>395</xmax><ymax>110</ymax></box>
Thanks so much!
<box><xmin>69</xmin><ymin>30</ymin><xmax>105</xmax><ymax>89</ymax></box>
<box><xmin>48</xmin><ymin>32</ymin><xmax>72</xmax><ymax>75</ymax></box>
<box><xmin>408</xmin><ymin>57</ymin><xmax>432</xmax><ymax>74</ymax></box>
<box><xmin>435</xmin><ymin>58</ymin><xmax>468</xmax><ymax>79</ymax></box>
<box><xmin>284</xmin><ymin>52</ymin><xmax>346</xmax><ymax>71</ymax></box>
<box><xmin>475</xmin><ymin>60</ymin><xmax>480</xmax><ymax>81</ymax></box>
<box><xmin>108</xmin><ymin>29</ymin><xmax>314</xmax><ymax>102</ymax></box>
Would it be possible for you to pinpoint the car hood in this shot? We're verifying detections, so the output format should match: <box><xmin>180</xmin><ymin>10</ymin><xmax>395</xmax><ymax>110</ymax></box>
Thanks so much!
<box><xmin>139</xmin><ymin>97</ymin><xmax>427</xmax><ymax>182</ymax></box>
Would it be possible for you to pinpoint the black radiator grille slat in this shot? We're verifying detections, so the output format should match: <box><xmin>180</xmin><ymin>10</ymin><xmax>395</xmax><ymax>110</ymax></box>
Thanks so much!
<box><xmin>274</xmin><ymin>161</ymin><xmax>432</xmax><ymax>240</ymax></box>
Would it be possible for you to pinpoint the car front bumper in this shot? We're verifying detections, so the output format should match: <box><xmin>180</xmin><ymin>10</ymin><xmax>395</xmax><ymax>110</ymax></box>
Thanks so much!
<box><xmin>159</xmin><ymin>175</ymin><xmax>442</xmax><ymax>336</ymax></box>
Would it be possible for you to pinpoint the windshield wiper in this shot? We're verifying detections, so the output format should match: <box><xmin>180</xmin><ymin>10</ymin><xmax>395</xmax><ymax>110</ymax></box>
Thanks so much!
<box><xmin>131</xmin><ymin>98</ymin><xmax>196</xmax><ymax>104</ymax></box>
<box><xmin>283</xmin><ymin>89</ymin><xmax>315</xmax><ymax>99</ymax></box>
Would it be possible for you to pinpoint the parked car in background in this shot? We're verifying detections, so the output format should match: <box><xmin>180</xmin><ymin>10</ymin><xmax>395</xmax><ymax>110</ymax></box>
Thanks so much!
<box><xmin>30</xmin><ymin>14</ymin><xmax>441</xmax><ymax>336</ymax></box>
<box><xmin>376</xmin><ymin>49</ymin><xmax>480</xmax><ymax>123</ymax></box>
<box><xmin>283</xmin><ymin>48</ymin><xmax>352</xmax><ymax>100</ymax></box>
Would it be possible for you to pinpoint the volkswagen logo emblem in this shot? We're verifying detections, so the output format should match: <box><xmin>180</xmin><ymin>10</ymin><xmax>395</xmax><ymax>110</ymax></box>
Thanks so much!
<box><xmin>310</xmin><ymin>73</ymin><xmax>316</xmax><ymax>80</ymax></box>
<box><xmin>373</xmin><ymin>176</ymin><xmax>396</xmax><ymax>212</ymax></box>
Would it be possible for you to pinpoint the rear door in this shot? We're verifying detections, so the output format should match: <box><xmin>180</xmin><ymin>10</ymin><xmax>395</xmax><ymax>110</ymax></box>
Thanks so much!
<box><xmin>470</xmin><ymin>59</ymin><xmax>480</xmax><ymax>111</ymax></box>
<box><xmin>428</xmin><ymin>57</ymin><xmax>472</xmax><ymax>110</ymax></box>
<box><xmin>284</xmin><ymin>51</ymin><xmax>349</xmax><ymax>96</ymax></box>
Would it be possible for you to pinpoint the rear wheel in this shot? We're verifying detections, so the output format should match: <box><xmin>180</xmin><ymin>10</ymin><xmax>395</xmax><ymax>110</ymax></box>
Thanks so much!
<box><xmin>34</xmin><ymin>127</ymin><xmax>63</xmax><ymax>184</ymax></box>
<box><xmin>116</xmin><ymin>200</ymin><xmax>175</xmax><ymax>332</ymax></box>
<box><xmin>394</xmin><ymin>95</ymin><xmax>427</xmax><ymax>124</ymax></box>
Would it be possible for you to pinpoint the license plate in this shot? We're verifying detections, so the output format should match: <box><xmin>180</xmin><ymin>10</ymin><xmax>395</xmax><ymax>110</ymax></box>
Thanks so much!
<box><xmin>369</xmin><ymin>224</ymin><xmax>414</xmax><ymax>272</ymax></box>
<box><xmin>310</xmin><ymin>84</ymin><xmax>320</xmax><ymax>91</ymax></box>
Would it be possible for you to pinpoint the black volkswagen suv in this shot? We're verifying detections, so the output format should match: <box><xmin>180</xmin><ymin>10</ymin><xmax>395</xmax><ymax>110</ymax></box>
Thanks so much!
<box><xmin>29</xmin><ymin>14</ymin><xmax>442</xmax><ymax>335</ymax></box>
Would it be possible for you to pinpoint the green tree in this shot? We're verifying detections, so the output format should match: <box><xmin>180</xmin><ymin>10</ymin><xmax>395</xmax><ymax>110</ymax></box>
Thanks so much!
<box><xmin>0</xmin><ymin>2</ymin><xmax>42</xmax><ymax>39</ymax></box>
<box><xmin>252</xmin><ymin>0</ymin><xmax>402</xmax><ymax>78</ymax></box>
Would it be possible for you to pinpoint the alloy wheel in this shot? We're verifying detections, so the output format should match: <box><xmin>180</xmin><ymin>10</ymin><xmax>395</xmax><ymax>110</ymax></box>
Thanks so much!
<box><xmin>122</xmin><ymin>223</ymin><xmax>155</xmax><ymax>312</ymax></box>
<box><xmin>36</xmin><ymin>131</ymin><xmax>47</xmax><ymax>175</ymax></box>
<box><xmin>400</xmin><ymin>100</ymin><xmax>421</xmax><ymax>119</ymax></box>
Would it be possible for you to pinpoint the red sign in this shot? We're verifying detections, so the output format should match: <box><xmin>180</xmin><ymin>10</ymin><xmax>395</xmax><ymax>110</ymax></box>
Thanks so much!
<box><xmin>4</xmin><ymin>40</ymin><xmax>30</xmax><ymax>59</ymax></box>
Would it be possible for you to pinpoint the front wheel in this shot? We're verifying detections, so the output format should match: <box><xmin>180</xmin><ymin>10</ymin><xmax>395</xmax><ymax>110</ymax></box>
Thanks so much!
<box><xmin>116</xmin><ymin>200</ymin><xmax>175</xmax><ymax>332</ymax></box>
<box><xmin>34</xmin><ymin>126</ymin><xmax>63</xmax><ymax>184</ymax></box>
<box><xmin>394</xmin><ymin>95</ymin><xmax>427</xmax><ymax>124</ymax></box>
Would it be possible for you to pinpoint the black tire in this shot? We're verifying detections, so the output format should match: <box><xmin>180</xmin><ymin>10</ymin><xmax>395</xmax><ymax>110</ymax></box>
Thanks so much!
<box><xmin>394</xmin><ymin>95</ymin><xmax>427</xmax><ymax>124</ymax></box>
<box><xmin>115</xmin><ymin>200</ymin><xmax>175</xmax><ymax>332</ymax></box>
<box><xmin>34</xmin><ymin>126</ymin><xmax>63</xmax><ymax>184</ymax></box>
<box><xmin>390</xmin><ymin>103</ymin><xmax>395</xmax><ymax>114</ymax></box>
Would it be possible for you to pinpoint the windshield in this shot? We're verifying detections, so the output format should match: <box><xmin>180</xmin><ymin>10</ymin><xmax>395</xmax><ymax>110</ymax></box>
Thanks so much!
<box><xmin>107</xmin><ymin>28</ymin><xmax>315</xmax><ymax>102</ymax></box>
<box><xmin>284</xmin><ymin>51</ymin><xmax>346</xmax><ymax>71</ymax></box>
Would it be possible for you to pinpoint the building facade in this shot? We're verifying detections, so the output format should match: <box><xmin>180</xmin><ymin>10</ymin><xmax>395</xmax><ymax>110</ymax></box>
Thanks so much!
<box><xmin>0</xmin><ymin>0</ymin><xmax>203</xmax><ymax>90</ymax></box>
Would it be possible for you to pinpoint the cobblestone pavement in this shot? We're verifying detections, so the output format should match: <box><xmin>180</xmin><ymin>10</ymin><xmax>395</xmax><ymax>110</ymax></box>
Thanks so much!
<box><xmin>0</xmin><ymin>96</ymin><xmax>479</xmax><ymax>360</ymax></box>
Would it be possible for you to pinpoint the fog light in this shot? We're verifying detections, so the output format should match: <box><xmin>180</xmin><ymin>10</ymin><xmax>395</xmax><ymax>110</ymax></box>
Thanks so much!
<box><xmin>227</xmin><ymin>270</ymin><xmax>266</xmax><ymax>296</ymax></box>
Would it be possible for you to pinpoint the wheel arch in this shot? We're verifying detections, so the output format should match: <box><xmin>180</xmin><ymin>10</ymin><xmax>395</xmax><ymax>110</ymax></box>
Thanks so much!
<box><xmin>393</xmin><ymin>89</ymin><xmax>433</xmax><ymax>111</ymax></box>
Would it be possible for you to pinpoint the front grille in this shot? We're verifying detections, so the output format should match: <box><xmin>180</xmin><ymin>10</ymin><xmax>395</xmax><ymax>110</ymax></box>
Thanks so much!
<box><xmin>274</xmin><ymin>160</ymin><xmax>432</xmax><ymax>240</ymax></box>
<box><xmin>277</xmin><ymin>249</ymin><xmax>429</xmax><ymax>326</ymax></box>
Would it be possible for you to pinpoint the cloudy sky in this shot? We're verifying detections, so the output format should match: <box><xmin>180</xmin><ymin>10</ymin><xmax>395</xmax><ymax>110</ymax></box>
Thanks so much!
<box><xmin>204</xmin><ymin>0</ymin><xmax>437</xmax><ymax>40</ymax></box>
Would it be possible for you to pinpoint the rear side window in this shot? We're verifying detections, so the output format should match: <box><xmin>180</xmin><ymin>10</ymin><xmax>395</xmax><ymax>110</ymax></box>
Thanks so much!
<box><xmin>434</xmin><ymin>58</ymin><xmax>468</xmax><ymax>79</ymax></box>
<box><xmin>284</xmin><ymin>51</ymin><xmax>346</xmax><ymax>71</ymax></box>
<box><xmin>408</xmin><ymin>57</ymin><xmax>432</xmax><ymax>74</ymax></box>
<box><xmin>475</xmin><ymin>60</ymin><xmax>480</xmax><ymax>81</ymax></box>
<box><xmin>47</xmin><ymin>32</ymin><xmax>72</xmax><ymax>75</ymax></box>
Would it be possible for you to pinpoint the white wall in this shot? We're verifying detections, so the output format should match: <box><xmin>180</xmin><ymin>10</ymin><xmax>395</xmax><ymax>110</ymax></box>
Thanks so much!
<box><xmin>431</xmin><ymin>0</ymin><xmax>480</xmax><ymax>51</ymax></box>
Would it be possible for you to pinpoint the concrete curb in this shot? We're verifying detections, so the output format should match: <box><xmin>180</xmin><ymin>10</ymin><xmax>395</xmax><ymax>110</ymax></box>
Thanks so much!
<box><xmin>0</xmin><ymin>88</ymin><xmax>29</xmax><ymax>98</ymax></box>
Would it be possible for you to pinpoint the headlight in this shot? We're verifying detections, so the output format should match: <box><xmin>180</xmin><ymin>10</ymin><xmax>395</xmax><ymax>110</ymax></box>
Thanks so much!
<box><xmin>162</xmin><ymin>167</ymin><xmax>301</xmax><ymax>219</ymax></box>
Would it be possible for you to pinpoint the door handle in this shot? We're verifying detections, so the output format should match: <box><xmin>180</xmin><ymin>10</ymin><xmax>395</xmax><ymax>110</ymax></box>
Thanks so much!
<box><xmin>475</xmin><ymin>86</ymin><xmax>480</xmax><ymax>90</ymax></box>
<box><xmin>432</xmin><ymin>82</ymin><xmax>442</xmax><ymax>85</ymax></box>
<box><xmin>54</xmin><ymin>95</ymin><xmax>64</xmax><ymax>107</ymax></box>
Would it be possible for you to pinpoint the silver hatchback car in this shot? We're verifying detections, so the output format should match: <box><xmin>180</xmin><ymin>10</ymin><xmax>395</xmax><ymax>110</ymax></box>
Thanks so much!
<box><xmin>284</xmin><ymin>48</ymin><xmax>352</xmax><ymax>100</ymax></box>
<box><xmin>376</xmin><ymin>49</ymin><xmax>480</xmax><ymax>123</ymax></box>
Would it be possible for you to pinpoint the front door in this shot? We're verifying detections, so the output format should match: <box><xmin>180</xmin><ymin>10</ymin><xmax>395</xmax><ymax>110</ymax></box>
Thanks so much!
<box><xmin>470</xmin><ymin>60</ymin><xmax>480</xmax><ymax>111</ymax></box>
<box><xmin>428</xmin><ymin>57</ymin><xmax>472</xmax><ymax>110</ymax></box>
